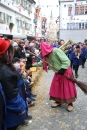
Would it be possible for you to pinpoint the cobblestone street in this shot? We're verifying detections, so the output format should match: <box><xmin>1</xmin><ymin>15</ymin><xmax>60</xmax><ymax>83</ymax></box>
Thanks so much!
<box><xmin>18</xmin><ymin>62</ymin><xmax>87</xmax><ymax>130</ymax></box>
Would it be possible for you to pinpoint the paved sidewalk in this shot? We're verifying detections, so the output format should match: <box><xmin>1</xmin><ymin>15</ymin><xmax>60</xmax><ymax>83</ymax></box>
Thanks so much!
<box><xmin>18</xmin><ymin>62</ymin><xmax>87</xmax><ymax>130</ymax></box>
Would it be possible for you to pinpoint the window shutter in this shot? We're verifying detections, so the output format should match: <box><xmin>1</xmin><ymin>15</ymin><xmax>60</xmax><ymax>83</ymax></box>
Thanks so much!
<box><xmin>2</xmin><ymin>13</ymin><xmax>4</xmax><ymax>21</ymax></box>
<box><xmin>28</xmin><ymin>23</ymin><xmax>30</xmax><ymax>29</ymax></box>
<box><xmin>22</xmin><ymin>21</ymin><xmax>24</xmax><ymax>28</ymax></box>
<box><xmin>20</xmin><ymin>20</ymin><xmax>22</xmax><ymax>28</ymax></box>
<box><xmin>16</xmin><ymin>0</ymin><xmax>18</xmax><ymax>4</ymax></box>
<box><xmin>3</xmin><ymin>13</ymin><xmax>6</xmax><ymax>23</ymax></box>
<box><xmin>7</xmin><ymin>14</ymin><xmax>9</xmax><ymax>24</ymax></box>
<box><xmin>24</xmin><ymin>21</ymin><xmax>25</xmax><ymax>28</ymax></box>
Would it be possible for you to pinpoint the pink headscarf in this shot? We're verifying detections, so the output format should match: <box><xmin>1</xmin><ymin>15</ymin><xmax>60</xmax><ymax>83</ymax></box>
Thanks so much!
<box><xmin>20</xmin><ymin>62</ymin><xmax>25</xmax><ymax>67</ymax></box>
<box><xmin>40</xmin><ymin>42</ymin><xmax>54</xmax><ymax>72</ymax></box>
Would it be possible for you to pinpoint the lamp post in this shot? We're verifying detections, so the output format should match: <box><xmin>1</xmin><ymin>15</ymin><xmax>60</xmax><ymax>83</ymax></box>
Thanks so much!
<box><xmin>35</xmin><ymin>23</ymin><xmax>37</xmax><ymax>39</ymax></box>
<box><xmin>56</xmin><ymin>0</ymin><xmax>60</xmax><ymax>39</ymax></box>
<box><xmin>33</xmin><ymin>18</ymin><xmax>37</xmax><ymax>39</ymax></box>
<box><xmin>59</xmin><ymin>0</ymin><xmax>60</xmax><ymax>39</ymax></box>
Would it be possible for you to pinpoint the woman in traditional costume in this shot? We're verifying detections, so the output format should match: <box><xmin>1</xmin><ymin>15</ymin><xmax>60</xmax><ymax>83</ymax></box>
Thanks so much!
<box><xmin>33</xmin><ymin>42</ymin><xmax>77</xmax><ymax>112</ymax></box>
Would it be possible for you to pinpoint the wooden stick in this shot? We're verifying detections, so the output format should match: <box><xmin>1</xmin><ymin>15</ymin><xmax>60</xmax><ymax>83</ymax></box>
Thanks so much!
<box><xmin>28</xmin><ymin>51</ymin><xmax>73</xmax><ymax>80</ymax></box>
<box><xmin>28</xmin><ymin>51</ymin><xmax>58</xmax><ymax>71</ymax></box>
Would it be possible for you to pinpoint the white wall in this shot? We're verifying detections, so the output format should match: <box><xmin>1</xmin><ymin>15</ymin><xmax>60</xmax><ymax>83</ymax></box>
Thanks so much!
<box><xmin>0</xmin><ymin>2</ymin><xmax>36</xmax><ymax>36</ymax></box>
<box><xmin>0</xmin><ymin>6</ymin><xmax>31</xmax><ymax>35</ymax></box>
<box><xmin>0</xmin><ymin>0</ymin><xmax>42</xmax><ymax>38</ymax></box>
<box><xmin>60</xmin><ymin>1</ymin><xmax>87</xmax><ymax>29</ymax></box>
<box><xmin>60</xmin><ymin>30</ymin><xmax>87</xmax><ymax>42</ymax></box>
<box><xmin>0</xmin><ymin>0</ymin><xmax>31</xmax><ymax>19</ymax></box>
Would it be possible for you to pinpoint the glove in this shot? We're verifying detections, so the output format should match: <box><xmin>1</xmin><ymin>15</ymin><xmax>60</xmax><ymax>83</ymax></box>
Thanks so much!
<box><xmin>25</xmin><ymin>56</ymin><xmax>32</xmax><ymax>70</ymax></box>
<box><xmin>58</xmin><ymin>68</ymin><xmax>66</xmax><ymax>75</ymax></box>
<box><xmin>25</xmin><ymin>64</ymin><xmax>32</xmax><ymax>70</ymax></box>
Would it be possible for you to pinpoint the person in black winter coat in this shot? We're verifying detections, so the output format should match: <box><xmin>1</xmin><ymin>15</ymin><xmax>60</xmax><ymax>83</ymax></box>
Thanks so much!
<box><xmin>13</xmin><ymin>42</ymin><xmax>23</xmax><ymax>59</ymax></box>
<box><xmin>18</xmin><ymin>40</ymin><xmax>25</xmax><ymax>58</ymax></box>
<box><xmin>0</xmin><ymin>39</ymin><xmax>27</xmax><ymax>130</ymax></box>
<box><xmin>0</xmin><ymin>90</ymin><xmax>4</xmax><ymax>129</ymax></box>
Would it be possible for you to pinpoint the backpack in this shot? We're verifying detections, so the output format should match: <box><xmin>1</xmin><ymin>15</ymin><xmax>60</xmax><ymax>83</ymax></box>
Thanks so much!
<box><xmin>0</xmin><ymin>83</ymin><xmax>7</xmax><ymax>130</ymax></box>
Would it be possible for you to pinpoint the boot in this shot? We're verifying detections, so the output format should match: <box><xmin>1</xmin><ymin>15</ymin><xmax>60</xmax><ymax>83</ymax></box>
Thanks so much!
<box><xmin>67</xmin><ymin>103</ymin><xmax>73</xmax><ymax>112</ymax></box>
<box><xmin>51</xmin><ymin>102</ymin><xmax>61</xmax><ymax>108</ymax></box>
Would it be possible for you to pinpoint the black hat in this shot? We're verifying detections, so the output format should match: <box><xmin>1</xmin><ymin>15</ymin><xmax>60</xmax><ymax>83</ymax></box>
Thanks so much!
<box><xmin>12</xmin><ymin>57</ymin><xmax>20</xmax><ymax>63</ymax></box>
<box><xmin>76</xmin><ymin>45</ymin><xmax>80</xmax><ymax>48</ymax></box>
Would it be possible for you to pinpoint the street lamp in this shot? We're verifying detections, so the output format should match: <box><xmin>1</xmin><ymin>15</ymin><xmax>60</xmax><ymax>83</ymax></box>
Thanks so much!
<box><xmin>56</xmin><ymin>16</ymin><xmax>60</xmax><ymax>39</ymax></box>
<box><xmin>59</xmin><ymin>0</ymin><xmax>60</xmax><ymax>39</ymax></box>
<box><xmin>33</xmin><ymin>18</ymin><xmax>37</xmax><ymax>39</ymax></box>
<box><xmin>56</xmin><ymin>0</ymin><xmax>60</xmax><ymax>39</ymax></box>
<box><xmin>35</xmin><ymin>23</ymin><xmax>37</xmax><ymax>39</ymax></box>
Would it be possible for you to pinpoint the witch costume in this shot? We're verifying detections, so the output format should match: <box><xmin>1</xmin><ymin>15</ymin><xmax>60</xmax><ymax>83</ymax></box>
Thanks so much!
<box><xmin>33</xmin><ymin>42</ymin><xmax>77</xmax><ymax>111</ymax></box>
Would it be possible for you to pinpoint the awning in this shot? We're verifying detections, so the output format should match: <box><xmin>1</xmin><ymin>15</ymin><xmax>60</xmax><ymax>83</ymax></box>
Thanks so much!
<box><xmin>0</xmin><ymin>34</ymin><xmax>13</xmax><ymax>40</ymax></box>
<box><xmin>27</xmin><ymin>0</ymin><xmax>36</xmax><ymax>4</ymax></box>
<box><xmin>27</xmin><ymin>35</ymin><xmax>35</xmax><ymax>38</ymax></box>
<box><xmin>13</xmin><ymin>35</ymin><xmax>27</xmax><ymax>39</ymax></box>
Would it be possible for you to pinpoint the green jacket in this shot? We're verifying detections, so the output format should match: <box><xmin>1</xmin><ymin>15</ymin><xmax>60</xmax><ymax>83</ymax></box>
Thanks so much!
<box><xmin>33</xmin><ymin>48</ymin><xmax>70</xmax><ymax>73</ymax></box>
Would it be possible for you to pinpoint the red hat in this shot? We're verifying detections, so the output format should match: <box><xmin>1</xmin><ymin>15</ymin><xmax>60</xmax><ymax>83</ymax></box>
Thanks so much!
<box><xmin>0</xmin><ymin>39</ymin><xmax>10</xmax><ymax>54</ymax></box>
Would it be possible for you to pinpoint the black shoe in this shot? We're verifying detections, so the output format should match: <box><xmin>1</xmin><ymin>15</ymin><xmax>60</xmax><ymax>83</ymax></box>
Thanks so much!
<box><xmin>75</xmin><ymin>75</ymin><xmax>78</xmax><ymax>78</ymax></box>
<box><xmin>82</xmin><ymin>66</ymin><xmax>84</xmax><ymax>68</ymax></box>
<box><xmin>21</xmin><ymin>120</ymin><xmax>28</xmax><ymax>126</ymax></box>
<box><xmin>73</xmin><ymin>67</ymin><xmax>75</xmax><ymax>70</ymax></box>
<box><xmin>31</xmin><ymin>94</ymin><xmax>37</xmax><ymax>97</ymax></box>
<box><xmin>30</xmin><ymin>96</ymin><xmax>36</xmax><ymax>101</ymax></box>
<box><xmin>26</xmin><ymin>115</ymin><xmax>32</xmax><ymax>120</ymax></box>
<box><xmin>27</xmin><ymin>98</ymin><xmax>32</xmax><ymax>104</ymax></box>
<box><xmin>28</xmin><ymin>101</ymin><xmax>35</xmax><ymax>107</ymax></box>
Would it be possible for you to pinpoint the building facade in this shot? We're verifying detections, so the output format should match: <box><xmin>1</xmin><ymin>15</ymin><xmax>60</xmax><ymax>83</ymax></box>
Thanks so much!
<box><xmin>58</xmin><ymin>0</ymin><xmax>87</xmax><ymax>42</ymax></box>
<box><xmin>0</xmin><ymin>0</ymin><xmax>42</xmax><ymax>40</ymax></box>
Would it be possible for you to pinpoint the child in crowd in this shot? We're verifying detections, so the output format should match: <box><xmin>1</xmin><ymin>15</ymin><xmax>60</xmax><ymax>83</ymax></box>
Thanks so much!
<box><xmin>81</xmin><ymin>44</ymin><xmax>86</xmax><ymax>68</ymax></box>
<box><xmin>72</xmin><ymin>45</ymin><xmax>82</xmax><ymax>78</ymax></box>
<box><xmin>13</xmin><ymin>57</ymin><xmax>36</xmax><ymax>106</ymax></box>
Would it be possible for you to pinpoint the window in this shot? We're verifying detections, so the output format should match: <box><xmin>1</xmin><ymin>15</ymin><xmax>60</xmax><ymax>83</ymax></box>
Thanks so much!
<box><xmin>76</xmin><ymin>0</ymin><xmax>85</xmax><ymax>1</ymax></box>
<box><xmin>24</xmin><ymin>0</ymin><xmax>27</xmax><ymax>8</ymax></box>
<box><xmin>7</xmin><ymin>15</ymin><xmax>9</xmax><ymax>24</ymax></box>
<box><xmin>82</xmin><ymin>23</ymin><xmax>84</xmax><ymax>29</ymax></box>
<box><xmin>68</xmin><ymin>7</ymin><xmax>72</xmax><ymax>16</ymax></box>
<box><xmin>80</xmin><ymin>6</ymin><xmax>84</xmax><ymax>14</ymax></box>
<box><xmin>16</xmin><ymin>0</ymin><xmax>18</xmax><ymax>4</ymax></box>
<box><xmin>85</xmin><ymin>6</ymin><xmax>87</xmax><ymax>13</ymax></box>
<box><xmin>72</xmin><ymin>23</ymin><xmax>75</xmax><ymax>29</ymax></box>
<box><xmin>28</xmin><ymin>24</ymin><xmax>30</xmax><ymax>30</ymax></box>
<box><xmin>75</xmin><ymin>7</ymin><xmax>79</xmax><ymax>15</ymax></box>
<box><xmin>25</xmin><ymin>22</ymin><xmax>29</xmax><ymax>29</ymax></box>
<box><xmin>0</xmin><ymin>12</ymin><xmax>12</xmax><ymax>24</ymax></box>
<box><xmin>30</xmin><ymin>24</ymin><xmax>32</xmax><ymax>31</ymax></box>
<box><xmin>0</xmin><ymin>12</ymin><xmax>4</xmax><ymax>21</ymax></box>
<box><xmin>75</xmin><ymin>23</ymin><xmax>79</xmax><ymax>29</ymax></box>
<box><xmin>7</xmin><ymin>15</ymin><xmax>12</xmax><ymax>24</ymax></box>
<box><xmin>22</xmin><ymin>21</ymin><xmax>25</xmax><ymax>28</ymax></box>
<box><xmin>85</xmin><ymin>23</ymin><xmax>87</xmax><ymax>29</ymax></box>
<box><xmin>20</xmin><ymin>20</ymin><xmax>22</xmax><ymax>28</ymax></box>
<box><xmin>0</xmin><ymin>12</ymin><xmax>1</xmax><ymax>19</ymax></box>
<box><xmin>75</xmin><ymin>5</ymin><xmax>87</xmax><ymax>15</ymax></box>
<box><xmin>23</xmin><ymin>1</ymin><xmax>25</xmax><ymax>7</ymax></box>
<box><xmin>69</xmin><ymin>23</ymin><xmax>72</xmax><ymax>29</ymax></box>
<box><xmin>67</xmin><ymin>22</ymin><xmax>87</xmax><ymax>29</ymax></box>
<box><xmin>79</xmin><ymin>23</ymin><xmax>81</xmax><ymax>29</ymax></box>
<box><xmin>16</xmin><ymin>19</ymin><xmax>20</xmax><ymax>27</ymax></box>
